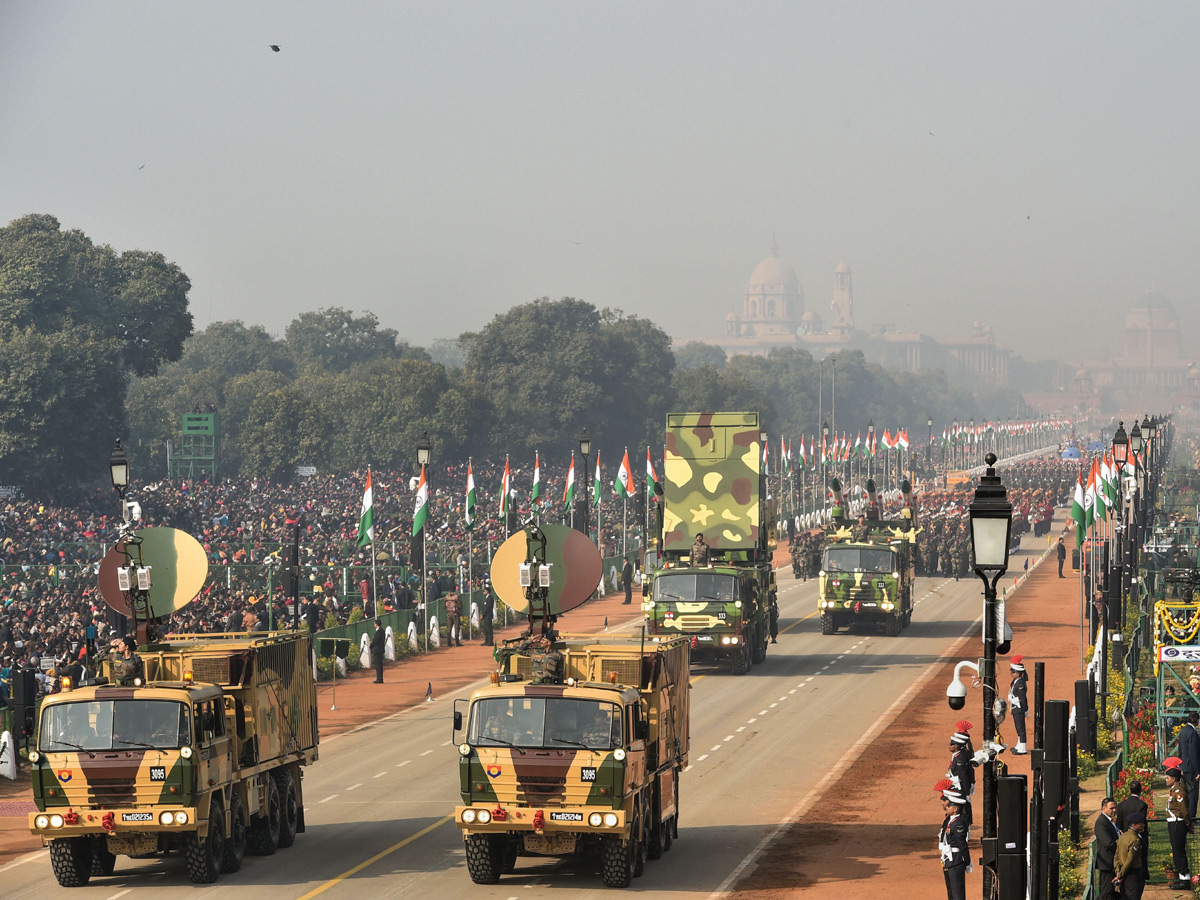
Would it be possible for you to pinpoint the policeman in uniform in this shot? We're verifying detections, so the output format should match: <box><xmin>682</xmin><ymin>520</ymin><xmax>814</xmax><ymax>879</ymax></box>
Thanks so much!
<box><xmin>1166</xmin><ymin>766</ymin><xmax>1194</xmax><ymax>888</ymax></box>
<box><xmin>1009</xmin><ymin>656</ymin><xmax>1029</xmax><ymax>754</ymax></box>
<box><xmin>939</xmin><ymin>786</ymin><xmax>970</xmax><ymax>900</ymax></box>
<box><xmin>111</xmin><ymin>635</ymin><xmax>144</xmax><ymax>686</ymax></box>
<box><xmin>947</xmin><ymin>721</ymin><xmax>975</xmax><ymax>833</ymax></box>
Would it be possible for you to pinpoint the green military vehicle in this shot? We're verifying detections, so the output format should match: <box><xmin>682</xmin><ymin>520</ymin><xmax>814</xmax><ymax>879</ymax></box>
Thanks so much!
<box><xmin>644</xmin><ymin>411</ymin><xmax>774</xmax><ymax>674</ymax></box>
<box><xmin>818</xmin><ymin>521</ymin><xmax>917</xmax><ymax>636</ymax></box>
<box><xmin>452</xmin><ymin>634</ymin><xmax>690</xmax><ymax>887</ymax></box>
<box><xmin>28</xmin><ymin>631</ymin><xmax>318</xmax><ymax>887</ymax></box>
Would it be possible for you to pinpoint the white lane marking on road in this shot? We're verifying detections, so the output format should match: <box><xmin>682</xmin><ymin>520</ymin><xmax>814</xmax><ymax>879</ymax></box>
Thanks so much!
<box><xmin>420</xmin><ymin>749</ymin><xmax>435</xmax><ymax>756</ymax></box>
<box><xmin>706</xmin><ymin>613</ymin><xmax>985</xmax><ymax>899</ymax></box>
<box><xmin>697</xmin><ymin>754</ymin><xmax>709</xmax><ymax>762</ymax></box>
<box><xmin>396</xmin><ymin>760</ymin><xmax>410</xmax><ymax>768</ymax></box>
<box><xmin>748</xmin><ymin>717</ymin><xmax>758</xmax><ymax>723</ymax></box>
<box><xmin>778</xmin><ymin>696</ymin><xmax>788</xmax><ymax>702</ymax></box>
<box><xmin>736</xmin><ymin>726</ymin><xmax>746</xmax><ymax>732</ymax></box>
<box><xmin>758</xmin><ymin>709</ymin><xmax>769</xmax><ymax>715</ymax></box>
<box><xmin>373</xmin><ymin>771</ymin><xmax>387</xmax><ymax>778</ymax></box>
<box><xmin>769</xmin><ymin>703</ymin><xmax>778</xmax><ymax>709</ymax></box>
<box><xmin>347</xmin><ymin>783</ymin><xmax>363</xmax><ymax>791</ymax></box>
<box><xmin>710</xmin><ymin>745</ymin><xmax>722</xmax><ymax>752</ymax></box>
<box><xmin>789</xmin><ymin>689</ymin><xmax>797</xmax><ymax>694</ymax></box>
<box><xmin>106</xmin><ymin>890</ymin><xmax>132</xmax><ymax>900</ymax></box>
<box><xmin>0</xmin><ymin>849</ymin><xmax>48</xmax><ymax>874</ymax></box>
<box><xmin>723</xmin><ymin>735</ymin><xmax>734</xmax><ymax>741</ymax></box>
<box><xmin>319</xmin><ymin>795</ymin><xmax>338</xmax><ymax>803</ymax></box>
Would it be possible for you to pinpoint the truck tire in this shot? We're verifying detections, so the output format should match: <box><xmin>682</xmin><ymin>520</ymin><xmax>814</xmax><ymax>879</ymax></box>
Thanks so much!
<box><xmin>90</xmin><ymin>837</ymin><xmax>116</xmax><ymax>876</ymax></box>
<box><xmin>464</xmin><ymin>834</ymin><xmax>503</xmax><ymax>884</ymax></box>
<box><xmin>647</xmin><ymin>811</ymin><xmax>665</xmax><ymax>860</ymax></box>
<box><xmin>885</xmin><ymin>615</ymin><xmax>901</xmax><ymax>637</ymax></box>
<box><xmin>662</xmin><ymin>817</ymin><xmax>673</xmax><ymax>852</ymax></box>
<box><xmin>601</xmin><ymin>835</ymin><xmax>634</xmax><ymax>888</ymax></box>
<box><xmin>185</xmin><ymin>797</ymin><xmax>225</xmax><ymax>884</ymax></box>
<box><xmin>49</xmin><ymin>837</ymin><xmax>93</xmax><ymax>887</ymax></box>
<box><xmin>273</xmin><ymin>769</ymin><xmax>300</xmax><ymax>849</ymax></box>
<box><xmin>246</xmin><ymin>776</ymin><xmax>281</xmax><ymax>856</ymax></box>
<box><xmin>632</xmin><ymin>809</ymin><xmax>648</xmax><ymax>877</ymax></box>
<box><xmin>821</xmin><ymin>612</ymin><xmax>836</xmax><ymax>635</ymax></box>
<box><xmin>501</xmin><ymin>837</ymin><xmax>519</xmax><ymax>874</ymax></box>
<box><xmin>730</xmin><ymin>644</ymin><xmax>750</xmax><ymax>675</ymax></box>
<box><xmin>221</xmin><ymin>790</ymin><xmax>247</xmax><ymax>873</ymax></box>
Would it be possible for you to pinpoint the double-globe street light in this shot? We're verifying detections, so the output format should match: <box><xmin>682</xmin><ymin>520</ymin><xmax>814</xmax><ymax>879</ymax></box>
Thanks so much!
<box><xmin>578</xmin><ymin>428</ymin><xmax>592</xmax><ymax>542</ymax></box>
<box><xmin>969</xmin><ymin>451</ymin><xmax>1014</xmax><ymax>899</ymax></box>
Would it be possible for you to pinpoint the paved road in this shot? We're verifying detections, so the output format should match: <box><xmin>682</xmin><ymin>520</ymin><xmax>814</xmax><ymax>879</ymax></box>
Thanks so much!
<box><xmin>0</xmin><ymin>529</ymin><xmax>1053</xmax><ymax>899</ymax></box>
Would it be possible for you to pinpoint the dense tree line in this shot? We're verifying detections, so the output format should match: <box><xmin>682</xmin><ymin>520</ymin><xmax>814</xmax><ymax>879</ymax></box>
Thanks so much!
<box><xmin>2</xmin><ymin>215</ymin><xmax>1019</xmax><ymax>491</ymax></box>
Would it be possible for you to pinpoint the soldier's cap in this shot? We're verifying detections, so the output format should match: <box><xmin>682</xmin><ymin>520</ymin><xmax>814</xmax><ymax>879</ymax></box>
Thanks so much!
<box><xmin>1164</xmin><ymin>756</ymin><xmax>1183</xmax><ymax>769</ymax></box>
<box><xmin>933</xmin><ymin>777</ymin><xmax>954</xmax><ymax>794</ymax></box>
<box><xmin>1167</xmin><ymin>766</ymin><xmax>1183</xmax><ymax>778</ymax></box>
<box><xmin>1125</xmin><ymin>813</ymin><xmax>1146</xmax><ymax>826</ymax></box>
<box><xmin>1009</xmin><ymin>655</ymin><xmax>1025</xmax><ymax>672</ymax></box>
<box><xmin>951</xmin><ymin>720</ymin><xmax>973</xmax><ymax>744</ymax></box>
<box><xmin>941</xmin><ymin>789</ymin><xmax>967</xmax><ymax>806</ymax></box>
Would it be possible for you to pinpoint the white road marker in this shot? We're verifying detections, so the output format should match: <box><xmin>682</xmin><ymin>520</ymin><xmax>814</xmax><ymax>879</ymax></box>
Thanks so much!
<box><xmin>396</xmin><ymin>760</ymin><xmax>411</xmax><ymax>768</ymax></box>
<box><xmin>347</xmin><ymin>783</ymin><xmax>363</xmax><ymax>791</ymax></box>
<box><xmin>106</xmin><ymin>890</ymin><xmax>132</xmax><ymax>900</ymax></box>
<box><xmin>748</xmin><ymin>717</ymin><xmax>757</xmax><ymax>723</ymax></box>
<box><xmin>736</xmin><ymin>726</ymin><xmax>746</xmax><ymax>732</ymax></box>
<box><xmin>758</xmin><ymin>709</ymin><xmax>768</xmax><ymax>715</ymax></box>
<box><xmin>723</xmin><ymin>735</ymin><xmax>734</xmax><ymax>741</ymax></box>
<box><xmin>697</xmin><ymin>754</ymin><xmax>709</xmax><ymax>762</ymax></box>
<box><xmin>373</xmin><ymin>771</ymin><xmax>387</xmax><ymax>778</ymax></box>
<box><xmin>319</xmin><ymin>795</ymin><xmax>338</xmax><ymax>803</ymax></box>
<box><xmin>420</xmin><ymin>749</ymin><xmax>435</xmax><ymax>756</ymax></box>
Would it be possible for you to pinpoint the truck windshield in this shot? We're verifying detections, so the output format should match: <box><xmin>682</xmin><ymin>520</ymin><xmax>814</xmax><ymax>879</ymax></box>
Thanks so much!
<box><xmin>654</xmin><ymin>571</ymin><xmax>736</xmax><ymax>603</ymax></box>
<box><xmin>823</xmin><ymin>547</ymin><xmax>896</xmax><ymax>574</ymax></box>
<box><xmin>470</xmin><ymin>697</ymin><xmax>622</xmax><ymax>750</ymax></box>
<box><xmin>39</xmin><ymin>700</ymin><xmax>191</xmax><ymax>752</ymax></box>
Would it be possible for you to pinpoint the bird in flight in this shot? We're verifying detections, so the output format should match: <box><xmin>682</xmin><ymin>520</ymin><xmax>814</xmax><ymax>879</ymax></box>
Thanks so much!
<box><xmin>269</xmin><ymin>44</ymin><xmax>281</xmax><ymax>52</ymax></box>
<box><xmin>138</xmin><ymin>164</ymin><xmax>145</xmax><ymax>170</ymax></box>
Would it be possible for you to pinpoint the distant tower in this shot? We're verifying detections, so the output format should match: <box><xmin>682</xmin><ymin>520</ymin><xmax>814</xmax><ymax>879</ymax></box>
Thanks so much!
<box><xmin>830</xmin><ymin>262</ymin><xmax>854</xmax><ymax>334</ymax></box>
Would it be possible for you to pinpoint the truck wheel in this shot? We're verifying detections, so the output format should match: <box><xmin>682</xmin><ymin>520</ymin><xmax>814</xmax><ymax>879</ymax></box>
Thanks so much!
<box><xmin>49</xmin><ymin>837</ymin><xmax>93</xmax><ymax>887</ymax></box>
<box><xmin>464</xmin><ymin>834</ymin><xmax>503</xmax><ymax>884</ymax></box>
<box><xmin>185</xmin><ymin>797</ymin><xmax>225</xmax><ymax>884</ymax></box>
<box><xmin>730</xmin><ymin>645</ymin><xmax>749</xmax><ymax>675</ymax></box>
<box><xmin>90</xmin><ymin>838</ymin><xmax>116</xmax><ymax>876</ymax></box>
<box><xmin>662</xmin><ymin>817</ymin><xmax>673</xmax><ymax>852</ymax></box>
<box><xmin>246</xmin><ymin>776</ymin><xmax>281</xmax><ymax>856</ymax></box>
<box><xmin>221</xmin><ymin>790</ymin><xmax>247</xmax><ymax>873</ymax></box>
<box><xmin>601</xmin><ymin>835</ymin><xmax>634</xmax><ymax>888</ymax></box>
<box><xmin>273</xmin><ymin>769</ymin><xmax>300</xmax><ymax>849</ymax></box>
<box><xmin>821</xmin><ymin>612</ymin><xmax>836</xmax><ymax>635</ymax></box>
<box><xmin>885</xmin><ymin>615</ymin><xmax>901</xmax><ymax>637</ymax></box>
<box><xmin>647</xmin><ymin>812</ymin><xmax>665</xmax><ymax>860</ymax></box>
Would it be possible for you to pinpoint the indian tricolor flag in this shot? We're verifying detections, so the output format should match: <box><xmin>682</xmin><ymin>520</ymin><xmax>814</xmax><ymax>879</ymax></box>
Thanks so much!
<box><xmin>412</xmin><ymin>464</ymin><xmax>429</xmax><ymax>536</ymax></box>
<box><xmin>532</xmin><ymin>451</ymin><xmax>543</xmax><ymax>506</ymax></box>
<box><xmin>356</xmin><ymin>469</ymin><xmax>374</xmax><ymax>547</ymax></box>
<box><xmin>563</xmin><ymin>453</ymin><xmax>576</xmax><ymax>508</ymax></box>
<box><xmin>646</xmin><ymin>448</ymin><xmax>660</xmax><ymax>498</ymax></box>
<box><xmin>500</xmin><ymin>456</ymin><xmax>511</xmax><ymax>517</ymax></box>
<box><xmin>797</xmin><ymin>437</ymin><xmax>807</xmax><ymax>470</ymax></box>
<box><xmin>464</xmin><ymin>459</ymin><xmax>477</xmax><ymax>531</ymax></box>
<box><xmin>592</xmin><ymin>450</ymin><xmax>602</xmax><ymax>507</ymax></box>
<box><xmin>616</xmin><ymin>449</ymin><xmax>634</xmax><ymax>497</ymax></box>
<box><xmin>1084</xmin><ymin>458</ymin><xmax>1099</xmax><ymax>528</ymax></box>
<box><xmin>1070</xmin><ymin>469</ymin><xmax>1086</xmax><ymax>547</ymax></box>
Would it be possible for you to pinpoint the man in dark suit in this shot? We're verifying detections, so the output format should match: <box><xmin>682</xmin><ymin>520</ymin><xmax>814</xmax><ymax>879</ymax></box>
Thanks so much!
<box><xmin>1180</xmin><ymin>712</ymin><xmax>1200</xmax><ymax>818</ymax></box>
<box><xmin>1094</xmin><ymin>796</ymin><xmax>1121</xmax><ymax>900</ymax></box>
<box><xmin>621</xmin><ymin>557</ymin><xmax>634</xmax><ymax>605</ymax></box>
<box><xmin>370</xmin><ymin>620</ymin><xmax>386</xmax><ymax>683</ymax></box>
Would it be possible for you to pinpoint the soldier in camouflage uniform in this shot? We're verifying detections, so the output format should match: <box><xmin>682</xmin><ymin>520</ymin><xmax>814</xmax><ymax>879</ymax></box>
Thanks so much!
<box><xmin>690</xmin><ymin>533</ymin><xmax>710</xmax><ymax>566</ymax></box>
<box><xmin>111</xmin><ymin>635</ymin><xmax>144</xmax><ymax>686</ymax></box>
<box><xmin>515</xmin><ymin>632</ymin><xmax>565</xmax><ymax>685</ymax></box>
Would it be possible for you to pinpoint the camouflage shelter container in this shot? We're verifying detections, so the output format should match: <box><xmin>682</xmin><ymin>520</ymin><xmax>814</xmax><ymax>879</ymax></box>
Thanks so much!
<box><xmin>452</xmin><ymin>635</ymin><xmax>689</xmax><ymax>888</ymax></box>
<box><xmin>29</xmin><ymin>631</ymin><xmax>318</xmax><ymax>887</ymax></box>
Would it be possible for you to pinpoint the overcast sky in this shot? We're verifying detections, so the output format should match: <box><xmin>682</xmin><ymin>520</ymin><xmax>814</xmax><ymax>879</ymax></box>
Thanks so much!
<box><xmin>2</xmin><ymin>2</ymin><xmax>1197</xmax><ymax>362</ymax></box>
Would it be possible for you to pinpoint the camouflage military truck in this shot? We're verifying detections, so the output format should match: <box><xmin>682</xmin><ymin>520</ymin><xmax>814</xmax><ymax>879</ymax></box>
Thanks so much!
<box><xmin>452</xmin><ymin>635</ymin><xmax>690</xmax><ymax>888</ymax></box>
<box><xmin>28</xmin><ymin>631</ymin><xmax>318</xmax><ymax>887</ymax></box>
<box><xmin>818</xmin><ymin>521</ymin><xmax>917</xmax><ymax>636</ymax></box>
<box><xmin>645</xmin><ymin>412</ymin><xmax>774</xmax><ymax>674</ymax></box>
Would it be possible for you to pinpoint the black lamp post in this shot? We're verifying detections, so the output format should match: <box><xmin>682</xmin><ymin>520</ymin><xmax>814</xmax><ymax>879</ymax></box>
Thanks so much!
<box><xmin>110</xmin><ymin>439</ymin><xmax>130</xmax><ymax>520</ymax></box>
<box><xmin>952</xmin><ymin>420</ymin><xmax>959</xmax><ymax>469</ymax></box>
<box><xmin>1112</xmin><ymin>422</ymin><xmax>1129</xmax><ymax>611</ymax></box>
<box><xmin>578</xmin><ymin>429</ymin><xmax>592</xmax><ymax>542</ymax></box>
<box><xmin>867</xmin><ymin>419</ymin><xmax>875</xmax><ymax>481</ymax></box>
<box><xmin>822</xmin><ymin>420</ymin><xmax>831</xmax><ymax>502</ymax></box>
<box><xmin>969</xmin><ymin>452</ymin><xmax>1013</xmax><ymax>899</ymax></box>
<box><xmin>927</xmin><ymin>415</ymin><xmax>933</xmax><ymax>470</ymax></box>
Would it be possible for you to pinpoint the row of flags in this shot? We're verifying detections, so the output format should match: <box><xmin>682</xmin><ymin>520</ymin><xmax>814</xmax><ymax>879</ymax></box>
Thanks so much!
<box><xmin>1068</xmin><ymin>449</ymin><xmax>1141</xmax><ymax>547</ymax></box>
<box><xmin>353</xmin><ymin>414</ymin><xmax>1075</xmax><ymax>546</ymax></box>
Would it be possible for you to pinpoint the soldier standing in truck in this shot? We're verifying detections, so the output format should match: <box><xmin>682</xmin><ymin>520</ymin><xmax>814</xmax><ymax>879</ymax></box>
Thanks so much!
<box><xmin>111</xmin><ymin>635</ymin><xmax>143</xmax><ymax>686</ymax></box>
<box><xmin>690</xmin><ymin>533</ymin><xmax>710</xmax><ymax>566</ymax></box>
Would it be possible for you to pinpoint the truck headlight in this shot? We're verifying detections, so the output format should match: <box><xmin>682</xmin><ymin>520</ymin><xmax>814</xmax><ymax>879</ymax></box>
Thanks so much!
<box><xmin>734</xmin><ymin>600</ymin><xmax>742</xmax><ymax>609</ymax></box>
<box><xmin>180</xmin><ymin>746</ymin><xmax>193</xmax><ymax>759</ymax></box>
<box><xmin>613</xmin><ymin>748</ymin><xmax>626</xmax><ymax>761</ymax></box>
<box><xmin>160</xmin><ymin>811</ymin><xmax>174</xmax><ymax>825</ymax></box>
<box><xmin>588</xmin><ymin>813</ymin><xmax>603</xmax><ymax>826</ymax></box>
<box><xmin>49</xmin><ymin>815</ymin><xmax>64</xmax><ymax>828</ymax></box>
<box><xmin>603</xmin><ymin>813</ymin><xmax>618</xmax><ymax>827</ymax></box>
<box><xmin>730</xmin><ymin>637</ymin><xmax>739</xmax><ymax>644</ymax></box>
<box><xmin>459</xmin><ymin>743</ymin><xmax>471</xmax><ymax>756</ymax></box>
<box><xmin>35</xmin><ymin>815</ymin><xmax>49</xmax><ymax>829</ymax></box>
<box><xmin>174</xmin><ymin>811</ymin><xmax>188</xmax><ymax>825</ymax></box>
<box><xmin>477</xmin><ymin>809</ymin><xmax>492</xmax><ymax>824</ymax></box>
<box><xmin>721</xmin><ymin>636</ymin><xmax>730</xmax><ymax>645</ymax></box>
<box><xmin>462</xmin><ymin>809</ymin><xmax>477</xmax><ymax>824</ymax></box>
<box><xmin>28</xmin><ymin>751</ymin><xmax>40</xmax><ymax>763</ymax></box>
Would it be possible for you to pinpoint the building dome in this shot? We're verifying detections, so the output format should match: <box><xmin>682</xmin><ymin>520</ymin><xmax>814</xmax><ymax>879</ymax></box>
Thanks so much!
<box><xmin>1075</xmin><ymin>366</ymin><xmax>1090</xmax><ymax>379</ymax></box>
<box><xmin>835</xmin><ymin>261</ymin><xmax>851</xmax><ymax>274</ymax></box>
<box><xmin>747</xmin><ymin>246</ymin><xmax>800</xmax><ymax>294</ymax></box>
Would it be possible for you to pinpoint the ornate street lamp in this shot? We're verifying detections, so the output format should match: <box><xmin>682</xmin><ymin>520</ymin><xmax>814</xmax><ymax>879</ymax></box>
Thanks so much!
<box><xmin>867</xmin><ymin>419</ymin><xmax>875</xmax><ymax>481</ymax></box>
<box><xmin>578</xmin><ymin>429</ymin><xmax>592</xmax><ymax>541</ymax></box>
<box><xmin>1111</xmin><ymin>422</ymin><xmax>1128</xmax><ymax>467</ymax></box>
<box><xmin>110</xmin><ymin>439</ymin><xmax>129</xmax><ymax>495</ymax></box>
<box><xmin>969</xmin><ymin>451</ymin><xmax>1013</xmax><ymax>899</ymax></box>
